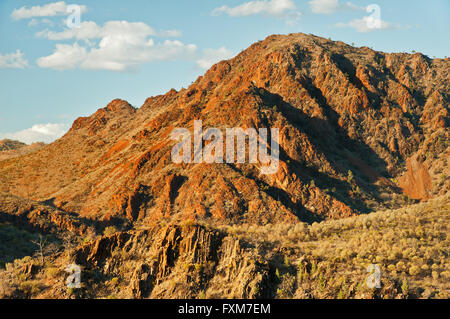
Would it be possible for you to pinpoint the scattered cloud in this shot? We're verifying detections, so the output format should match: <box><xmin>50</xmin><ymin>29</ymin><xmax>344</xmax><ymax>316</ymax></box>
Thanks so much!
<box><xmin>28</xmin><ymin>19</ymin><xmax>39</xmax><ymax>27</ymax></box>
<box><xmin>37</xmin><ymin>43</ymin><xmax>88</xmax><ymax>70</ymax></box>
<box><xmin>196</xmin><ymin>47</ymin><xmax>235</xmax><ymax>70</ymax></box>
<box><xmin>28</xmin><ymin>18</ymin><xmax>55</xmax><ymax>27</ymax></box>
<box><xmin>36</xmin><ymin>21</ymin><xmax>195</xmax><ymax>72</ymax></box>
<box><xmin>0</xmin><ymin>123</ymin><xmax>70</xmax><ymax>144</ymax></box>
<box><xmin>36</xmin><ymin>21</ymin><xmax>182</xmax><ymax>41</ymax></box>
<box><xmin>212</xmin><ymin>0</ymin><xmax>301</xmax><ymax>24</ymax></box>
<box><xmin>37</xmin><ymin>21</ymin><xmax>150</xmax><ymax>41</ymax></box>
<box><xmin>317</xmin><ymin>3</ymin><xmax>397</xmax><ymax>32</ymax></box>
<box><xmin>345</xmin><ymin>2</ymin><xmax>365</xmax><ymax>11</ymax></box>
<box><xmin>334</xmin><ymin>16</ymin><xmax>393</xmax><ymax>33</ymax></box>
<box><xmin>158</xmin><ymin>30</ymin><xmax>183</xmax><ymax>38</ymax></box>
<box><xmin>309</xmin><ymin>0</ymin><xmax>363</xmax><ymax>14</ymax></box>
<box><xmin>0</xmin><ymin>50</ymin><xmax>28</xmax><ymax>69</ymax></box>
<box><xmin>11</xmin><ymin>1</ymin><xmax>87</xmax><ymax>20</ymax></box>
<box><xmin>309</xmin><ymin>0</ymin><xmax>339</xmax><ymax>14</ymax></box>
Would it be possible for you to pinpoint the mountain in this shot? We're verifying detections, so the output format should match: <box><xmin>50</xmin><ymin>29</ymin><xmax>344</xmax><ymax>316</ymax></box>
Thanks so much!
<box><xmin>0</xmin><ymin>32</ymin><xmax>449</xmax><ymax>299</ymax></box>
<box><xmin>0</xmin><ymin>33</ymin><xmax>448</xmax><ymax>226</ymax></box>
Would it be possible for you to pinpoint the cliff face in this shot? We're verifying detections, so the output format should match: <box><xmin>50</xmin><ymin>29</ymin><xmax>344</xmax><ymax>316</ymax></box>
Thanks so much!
<box><xmin>69</xmin><ymin>224</ymin><xmax>272</xmax><ymax>299</ymax></box>
<box><xmin>0</xmin><ymin>33</ymin><xmax>448</xmax><ymax>225</ymax></box>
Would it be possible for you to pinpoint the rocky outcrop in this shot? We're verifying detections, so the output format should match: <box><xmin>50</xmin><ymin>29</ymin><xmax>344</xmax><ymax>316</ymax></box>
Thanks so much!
<box><xmin>0</xmin><ymin>194</ymin><xmax>92</xmax><ymax>235</ymax></box>
<box><xmin>71</xmin><ymin>224</ymin><xmax>272</xmax><ymax>299</ymax></box>
<box><xmin>398</xmin><ymin>155</ymin><xmax>433</xmax><ymax>200</ymax></box>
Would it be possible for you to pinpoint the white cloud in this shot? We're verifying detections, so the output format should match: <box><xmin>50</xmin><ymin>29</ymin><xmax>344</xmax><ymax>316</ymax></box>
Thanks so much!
<box><xmin>309</xmin><ymin>0</ymin><xmax>339</xmax><ymax>14</ymax></box>
<box><xmin>158</xmin><ymin>30</ymin><xmax>183</xmax><ymax>38</ymax></box>
<box><xmin>334</xmin><ymin>16</ymin><xmax>393</xmax><ymax>32</ymax></box>
<box><xmin>37</xmin><ymin>43</ymin><xmax>88</xmax><ymax>70</ymax></box>
<box><xmin>28</xmin><ymin>19</ymin><xmax>39</xmax><ymax>27</ymax></box>
<box><xmin>212</xmin><ymin>0</ymin><xmax>301</xmax><ymax>23</ymax></box>
<box><xmin>349</xmin><ymin>17</ymin><xmax>392</xmax><ymax>32</ymax></box>
<box><xmin>346</xmin><ymin>2</ymin><xmax>365</xmax><ymax>11</ymax></box>
<box><xmin>36</xmin><ymin>21</ymin><xmax>180</xmax><ymax>41</ymax></box>
<box><xmin>309</xmin><ymin>0</ymin><xmax>364</xmax><ymax>14</ymax></box>
<box><xmin>0</xmin><ymin>123</ymin><xmax>70</xmax><ymax>144</ymax></box>
<box><xmin>37</xmin><ymin>21</ymin><xmax>149</xmax><ymax>41</ymax></box>
<box><xmin>11</xmin><ymin>1</ymin><xmax>87</xmax><ymax>20</ymax></box>
<box><xmin>81</xmin><ymin>39</ymin><xmax>197</xmax><ymax>72</ymax></box>
<box><xmin>326</xmin><ymin>3</ymin><xmax>396</xmax><ymax>32</ymax></box>
<box><xmin>28</xmin><ymin>18</ymin><xmax>55</xmax><ymax>27</ymax></box>
<box><xmin>196</xmin><ymin>47</ymin><xmax>235</xmax><ymax>70</ymax></box>
<box><xmin>0</xmin><ymin>50</ymin><xmax>28</xmax><ymax>69</ymax></box>
<box><xmin>36</xmin><ymin>21</ymin><xmax>195</xmax><ymax>72</ymax></box>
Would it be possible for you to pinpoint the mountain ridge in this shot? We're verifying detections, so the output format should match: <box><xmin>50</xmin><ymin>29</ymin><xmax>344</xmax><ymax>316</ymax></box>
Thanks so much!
<box><xmin>0</xmin><ymin>32</ymin><xmax>449</xmax><ymax>300</ymax></box>
<box><xmin>0</xmin><ymin>32</ymin><xmax>448</xmax><ymax>226</ymax></box>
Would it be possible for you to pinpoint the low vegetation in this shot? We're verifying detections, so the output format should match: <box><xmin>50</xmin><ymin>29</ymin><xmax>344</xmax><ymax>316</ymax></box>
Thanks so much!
<box><xmin>0</xmin><ymin>195</ymin><xmax>448</xmax><ymax>299</ymax></box>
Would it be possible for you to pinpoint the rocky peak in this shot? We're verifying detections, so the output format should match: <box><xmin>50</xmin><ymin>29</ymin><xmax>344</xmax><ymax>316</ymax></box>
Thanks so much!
<box><xmin>0</xmin><ymin>33</ymin><xmax>448</xmax><ymax>226</ymax></box>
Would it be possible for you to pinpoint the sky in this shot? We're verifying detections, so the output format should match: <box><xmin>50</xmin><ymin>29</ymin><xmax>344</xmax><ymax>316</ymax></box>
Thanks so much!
<box><xmin>0</xmin><ymin>0</ymin><xmax>449</xmax><ymax>144</ymax></box>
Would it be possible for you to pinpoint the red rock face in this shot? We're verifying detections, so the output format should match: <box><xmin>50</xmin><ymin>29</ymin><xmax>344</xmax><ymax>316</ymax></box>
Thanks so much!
<box><xmin>398</xmin><ymin>156</ymin><xmax>432</xmax><ymax>200</ymax></box>
<box><xmin>0</xmin><ymin>33</ymin><xmax>448</xmax><ymax>224</ymax></box>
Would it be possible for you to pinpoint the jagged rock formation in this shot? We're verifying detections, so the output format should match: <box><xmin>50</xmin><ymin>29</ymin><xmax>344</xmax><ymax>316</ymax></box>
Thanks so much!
<box><xmin>0</xmin><ymin>33</ymin><xmax>448</xmax><ymax>226</ymax></box>
<box><xmin>71</xmin><ymin>224</ymin><xmax>271</xmax><ymax>298</ymax></box>
<box><xmin>0</xmin><ymin>194</ymin><xmax>94</xmax><ymax>236</ymax></box>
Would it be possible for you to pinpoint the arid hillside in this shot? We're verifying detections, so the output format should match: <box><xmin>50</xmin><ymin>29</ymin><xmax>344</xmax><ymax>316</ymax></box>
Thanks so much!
<box><xmin>0</xmin><ymin>33</ymin><xmax>448</xmax><ymax>226</ymax></box>
<box><xmin>0</xmin><ymin>194</ymin><xmax>448</xmax><ymax>299</ymax></box>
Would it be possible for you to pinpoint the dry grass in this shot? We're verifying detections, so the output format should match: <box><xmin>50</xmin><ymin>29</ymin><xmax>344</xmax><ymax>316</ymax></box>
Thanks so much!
<box><xmin>220</xmin><ymin>195</ymin><xmax>450</xmax><ymax>298</ymax></box>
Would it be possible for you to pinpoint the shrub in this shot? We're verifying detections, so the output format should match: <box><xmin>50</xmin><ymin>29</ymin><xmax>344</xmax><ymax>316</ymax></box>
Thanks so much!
<box><xmin>401</xmin><ymin>278</ymin><xmax>409</xmax><ymax>297</ymax></box>
<box><xmin>20</xmin><ymin>281</ymin><xmax>41</xmax><ymax>295</ymax></box>
<box><xmin>45</xmin><ymin>267</ymin><xmax>60</xmax><ymax>278</ymax></box>
<box><xmin>111</xmin><ymin>277</ymin><xmax>119</xmax><ymax>286</ymax></box>
<box><xmin>277</xmin><ymin>273</ymin><xmax>296</xmax><ymax>299</ymax></box>
<box><xmin>347</xmin><ymin>170</ymin><xmax>354</xmax><ymax>183</ymax></box>
<box><xmin>409</xmin><ymin>265</ymin><xmax>421</xmax><ymax>276</ymax></box>
<box><xmin>318</xmin><ymin>273</ymin><xmax>326</xmax><ymax>292</ymax></box>
<box><xmin>194</xmin><ymin>263</ymin><xmax>204</xmax><ymax>273</ymax></box>
<box><xmin>284</xmin><ymin>256</ymin><xmax>290</xmax><ymax>267</ymax></box>
<box><xmin>103</xmin><ymin>226</ymin><xmax>118</xmax><ymax>237</ymax></box>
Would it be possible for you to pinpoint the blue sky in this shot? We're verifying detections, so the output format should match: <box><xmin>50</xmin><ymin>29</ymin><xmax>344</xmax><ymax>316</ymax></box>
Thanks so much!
<box><xmin>0</xmin><ymin>0</ymin><xmax>449</xmax><ymax>144</ymax></box>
